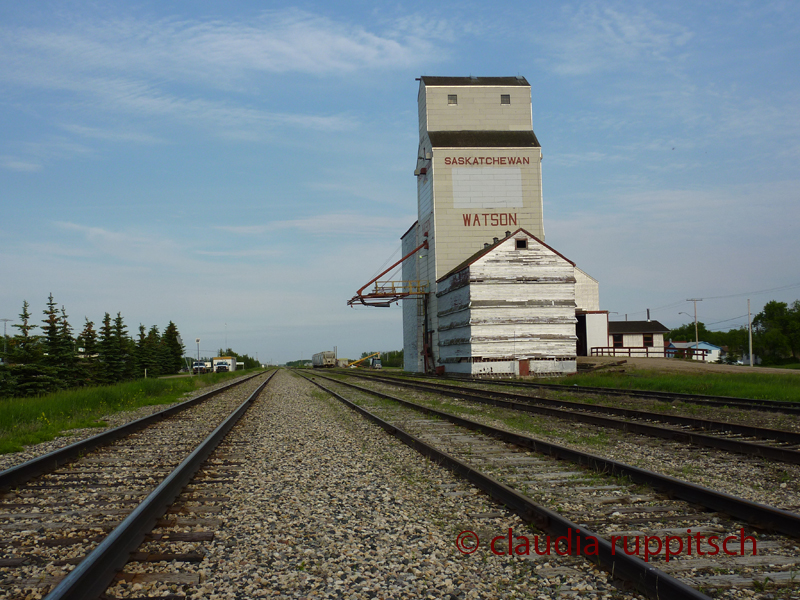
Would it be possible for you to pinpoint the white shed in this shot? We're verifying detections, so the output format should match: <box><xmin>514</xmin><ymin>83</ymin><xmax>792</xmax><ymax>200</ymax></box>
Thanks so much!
<box><xmin>436</xmin><ymin>229</ymin><xmax>577</xmax><ymax>376</ymax></box>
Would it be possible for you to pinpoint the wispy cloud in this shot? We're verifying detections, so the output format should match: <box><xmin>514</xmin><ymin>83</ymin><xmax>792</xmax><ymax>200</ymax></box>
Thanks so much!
<box><xmin>53</xmin><ymin>222</ymin><xmax>185</xmax><ymax>268</ymax></box>
<box><xmin>0</xmin><ymin>9</ymin><xmax>437</xmax><ymax>92</ymax></box>
<box><xmin>0</xmin><ymin>8</ymin><xmax>439</xmax><ymax>163</ymax></box>
<box><xmin>215</xmin><ymin>213</ymin><xmax>415</xmax><ymax>236</ymax></box>
<box><xmin>59</xmin><ymin>124</ymin><xmax>165</xmax><ymax>144</ymax></box>
<box><xmin>0</xmin><ymin>156</ymin><xmax>41</xmax><ymax>172</ymax></box>
<box><xmin>542</xmin><ymin>3</ymin><xmax>693</xmax><ymax>76</ymax></box>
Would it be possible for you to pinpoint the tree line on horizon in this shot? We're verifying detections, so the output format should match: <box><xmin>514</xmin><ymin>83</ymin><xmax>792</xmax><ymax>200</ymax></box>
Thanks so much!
<box><xmin>0</xmin><ymin>294</ymin><xmax>185</xmax><ymax>398</ymax></box>
<box><xmin>669</xmin><ymin>299</ymin><xmax>800</xmax><ymax>365</ymax></box>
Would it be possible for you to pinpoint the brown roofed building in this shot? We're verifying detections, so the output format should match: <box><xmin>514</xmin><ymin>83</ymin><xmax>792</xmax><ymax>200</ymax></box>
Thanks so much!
<box><xmin>603</xmin><ymin>321</ymin><xmax>670</xmax><ymax>358</ymax></box>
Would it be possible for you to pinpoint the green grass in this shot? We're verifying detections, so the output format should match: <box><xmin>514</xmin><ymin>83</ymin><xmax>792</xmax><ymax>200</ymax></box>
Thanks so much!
<box><xmin>551</xmin><ymin>369</ymin><xmax>800</xmax><ymax>402</ymax></box>
<box><xmin>0</xmin><ymin>370</ymin><xmax>259</xmax><ymax>454</ymax></box>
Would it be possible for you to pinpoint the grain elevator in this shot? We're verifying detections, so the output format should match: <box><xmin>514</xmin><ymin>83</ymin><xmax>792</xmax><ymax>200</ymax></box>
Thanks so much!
<box><xmin>400</xmin><ymin>77</ymin><xmax>604</xmax><ymax>375</ymax></box>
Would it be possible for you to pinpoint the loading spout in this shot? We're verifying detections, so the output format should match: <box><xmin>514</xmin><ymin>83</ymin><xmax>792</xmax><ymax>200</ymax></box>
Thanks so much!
<box><xmin>347</xmin><ymin>240</ymin><xmax>429</xmax><ymax>307</ymax></box>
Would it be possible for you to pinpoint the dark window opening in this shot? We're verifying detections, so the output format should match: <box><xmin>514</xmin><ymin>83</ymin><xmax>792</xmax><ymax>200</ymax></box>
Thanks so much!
<box><xmin>501</xmin><ymin>94</ymin><xmax>511</xmax><ymax>104</ymax></box>
<box><xmin>612</xmin><ymin>334</ymin><xmax>624</xmax><ymax>348</ymax></box>
<box><xmin>448</xmin><ymin>94</ymin><xmax>458</xmax><ymax>105</ymax></box>
<box><xmin>515</xmin><ymin>239</ymin><xmax>527</xmax><ymax>249</ymax></box>
<box><xmin>643</xmin><ymin>334</ymin><xmax>654</xmax><ymax>347</ymax></box>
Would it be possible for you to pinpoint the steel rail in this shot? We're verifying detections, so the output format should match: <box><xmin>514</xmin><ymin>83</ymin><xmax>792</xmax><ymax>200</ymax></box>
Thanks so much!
<box><xmin>43</xmin><ymin>369</ymin><xmax>276</xmax><ymax>600</ymax></box>
<box><xmin>362</xmin><ymin>369</ymin><xmax>800</xmax><ymax>415</ymax></box>
<box><xmin>0</xmin><ymin>370</ymin><xmax>267</xmax><ymax>493</ymax></box>
<box><xmin>299</xmin><ymin>372</ymin><xmax>711</xmax><ymax>600</ymax></box>
<box><xmin>338</xmin><ymin>371</ymin><xmax>800</xmax><ymax>464</ymax></box>
<box><xmin>311</xmin><ymin>372</ymin><xmax>800</xmax><ymax>538</ymax></box>
<box><xmin>349</xmin><ymin>371</ymin><xmax>800</xmax><ymax>445</ymax></box>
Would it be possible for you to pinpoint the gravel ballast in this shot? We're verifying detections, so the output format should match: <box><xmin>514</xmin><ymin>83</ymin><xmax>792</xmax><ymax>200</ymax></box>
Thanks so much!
<box><xmin>115</xmin><ymin>370</ymin><xmax>640</xmax><ymax>600</ymax></box>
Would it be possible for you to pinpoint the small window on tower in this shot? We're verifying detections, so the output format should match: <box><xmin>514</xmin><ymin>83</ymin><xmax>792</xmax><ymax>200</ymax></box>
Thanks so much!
<box><xmin>516</xmin><ymin>239</ymin><xmax>527</xmax><ymax>249</ymax></box>
<box><xmin>448</xmin><ymin>94</ymin><xmax>458</xmax><ymax>105</ymax></box>
<box><xmin>501</xmin><ymin>94</ymin><xmax>511</xmax><ymax>104</ymax></box>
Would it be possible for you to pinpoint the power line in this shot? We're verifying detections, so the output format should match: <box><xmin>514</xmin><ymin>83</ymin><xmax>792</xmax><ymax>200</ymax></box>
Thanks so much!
<box><xmin>622</xmin><ymin>282</ymin><xmax>800</xmax><ymax>318</ymax></box>
<box><xmin>706</xmin><ymin>314</ymin><xmax>748</xmax><ymax>326</ymax></box>
<box><xmin>702</xmin><ymin>282</ymin><xmax>800</xmax><ymax>300</ymax></box>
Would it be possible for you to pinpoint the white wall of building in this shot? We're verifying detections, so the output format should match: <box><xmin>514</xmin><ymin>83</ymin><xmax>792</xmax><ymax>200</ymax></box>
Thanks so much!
<box><xmin>436</xmin><ymin>232</ymin><xmax>577</xmax><ymax>375</ymax></box>
<box><xmin>401</xmin><ymin>223</ymin><xmax>422</xmax><ymax>372</ymax></box>
<box><xmin>430</xmin><ymin>147</ymin><xmax>544</xmax><ymax>278</ymax></box>
<box><xmin>584</xmin><ymin>313</ymin><xmax>608</xmax><ymax>355</ymax></box>
<box><xmin>423</xmin><ymin>84</ymin><xmax>532</xmax><ymax>132</ymax></box>
<box><xmin>575</xmin><ymin>267</ymin><xmax>600</xmax><ymax>312</ymax></box>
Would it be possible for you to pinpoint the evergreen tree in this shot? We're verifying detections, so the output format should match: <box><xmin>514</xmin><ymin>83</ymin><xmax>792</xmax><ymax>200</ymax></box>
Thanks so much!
<box><xmin>76</xmin><ymin>318</ymin><xmax>100</xmax><ymax>385</ymax></box>
<box><xmin>55</xmin><ymin>305</ymin><xmax>76</xmax><ymax>388</ymax></box>
<box><xmin>113</xmin><ymin>313</ymin><xmax>135</xmax><ymax>381</ymax></box>
<box><xmin>9</xmin><ymin>300</ymin><xmax>56</xmax><ymax>396</ymax></box>
<box><xmin>161</xmin><ymin>321</ymin><xmax>184</xmax><ymax>374</ymax></box>
<box><xmin>135</xmin><ymin>324</ymin><xmax>148</xmax><ymax>377</ymax></box>
<box><xmin>41</xmin><ymin>293</ymin><xmax>61</xmax><ymax>368</ymax></box>
<box><xmin>97</xmin><ymin>312</ymin><xmax>116</xmax><ymax>383</ymax></box>
<box><xmin>10</xmin><ymin>301</ymin><xmax>41</xmax><ymax>364</ymax></box>
<box><xmin>144</xmin><ymin>325</ymin><xmax>162</xmax><ymax>377</ymax></box>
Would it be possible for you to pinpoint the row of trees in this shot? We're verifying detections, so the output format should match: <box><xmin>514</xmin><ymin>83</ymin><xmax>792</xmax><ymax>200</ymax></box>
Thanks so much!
<box><xmin>1</xmin><ymin>295</ymin><xmax>185</xmax><ymax>397</ymax></box>
<box><xmin>670</xmin><ymin>299</ymin><xmax>800</xmax><ymax>365</ymax></box>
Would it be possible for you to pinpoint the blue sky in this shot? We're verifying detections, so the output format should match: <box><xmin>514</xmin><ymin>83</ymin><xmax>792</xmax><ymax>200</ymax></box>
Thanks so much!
<box><xmin>2</xmin><ymin>1</ymin><xmax>799</xmax><ymax>363</ymax></box>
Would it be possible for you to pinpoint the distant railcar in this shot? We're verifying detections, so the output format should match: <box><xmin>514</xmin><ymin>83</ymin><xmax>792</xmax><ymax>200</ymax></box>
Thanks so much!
<box><xmin>312</xmin><ymin>351</ymin><xmax>337</xmax><ymax>368</ymax></box>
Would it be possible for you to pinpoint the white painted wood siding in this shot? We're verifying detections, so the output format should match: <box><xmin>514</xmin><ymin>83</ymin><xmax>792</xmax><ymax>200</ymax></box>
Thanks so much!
<box><xmin>436</xmin><ymin>233</ymin><xmax>577</xmax><ymax>371</ymax></box>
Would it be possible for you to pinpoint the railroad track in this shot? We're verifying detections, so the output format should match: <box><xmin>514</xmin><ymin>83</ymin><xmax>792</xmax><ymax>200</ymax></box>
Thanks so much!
<box><xmin>336</xmin><ymin>371</ymin><xmax>800</xmax><ymax>465</ymax></box>
<box><xmin>354</xmin><ymin>369</ymin><xmax>800</xmax><ymax>416</ymax></box>
<box><xmin>302</xmin><ymin>371</ymin><xmax>800</xmax><ymax>599</ymax></box>
<box><xmin>0</xmin><ymin>370</ymin><xmax>275</xmax><ymax>599</ymax></box>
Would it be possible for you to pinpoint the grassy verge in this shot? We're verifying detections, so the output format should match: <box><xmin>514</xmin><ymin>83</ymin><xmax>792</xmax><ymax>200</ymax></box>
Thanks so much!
<box><xmin>0</xmin><ymin>369</ymin><xmax>259</xmax><ymax>454</ymax></box>
<box><xmin>551</xmin><ymin>369</ymin><xmax>800</xmax><ymax>402</ymax></box>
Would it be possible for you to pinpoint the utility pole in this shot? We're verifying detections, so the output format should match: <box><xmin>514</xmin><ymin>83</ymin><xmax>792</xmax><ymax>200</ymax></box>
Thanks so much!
<box><xmin>687</xmin><ymin>299</ymin><xmax>703</xmax><ymax>359</ymax></box>
<box><xmin>0</xmin><ymin>318</ymin><xmax>11</xmax><ymax>359</ymax></box>
<box><xmin>748</xmin><ymin>299</ymin><xmax>753</xmax><ymax>367</ymax></box>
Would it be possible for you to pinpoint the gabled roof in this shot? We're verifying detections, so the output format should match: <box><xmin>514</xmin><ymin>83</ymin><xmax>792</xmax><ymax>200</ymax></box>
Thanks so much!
<box><xmin>419</xmin><ymin>76</ymin><xmax>529</xmax><ymax>87</ymax></box>
<box><xmin>436</xmin><ymin>228</ymin><xmax>575</xmax><ymax>283</ymax></box>
<box><xmin>608</xmin><ymin>321</ymin><xmax>670</xmax><ymax>334</ymax></box>
<box><xmin>668</xmin><ymin>341</ymin><xmax>722</xmax><ymax>350</ymax></box>
<box><xmin>428</xmin><ymin>131</ymin><xmax>540</xmax><ymax>148</ymax></box>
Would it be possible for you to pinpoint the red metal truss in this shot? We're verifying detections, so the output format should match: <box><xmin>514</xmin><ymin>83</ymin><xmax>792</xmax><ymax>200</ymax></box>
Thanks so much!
<box><xmin>347</xmin><ymin>240</ymin><xmax>429</xmax><ymax>307</ymax></box>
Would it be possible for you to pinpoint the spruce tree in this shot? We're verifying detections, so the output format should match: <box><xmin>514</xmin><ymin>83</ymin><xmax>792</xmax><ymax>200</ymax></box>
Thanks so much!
<box><xmin>11</xmin><ymin>301</ymin><xmax>41</xmax><ymax>364</ymax></box>
<box><xmin>41</xmin><ymin>293</ymin><xmax>61</xmax><ymax>368</ymax></box>
<box><xmin>10</xmin><ymin>300</ymin><xmax>56</xmax><ymax>396</ymax></box>
<box><xmin>161</xmin><ymin>321</ymin><xmax>184</xmax><ymax>374</ymax></box>
<box><xmin>113</xmin><ymin>313</ymin><xmax>134</xmax><ymax>380</ymax></box>
<box><xmin>76</xmin><ymin>318</ymin><xmax>99</xmax><ymax>385</ymax></box>
<box><xmin>97</xmin><ymin>312</ymin><xmax>115</xmax><ymax>383</ymax></box>
<box><xmin>145</xmin><ymin>325</ymin><xmax>162</xmax><ymax>377</ymax></box>
<box><xmin>57</xmin><ymin>306</ymin><xmax>76</xmax><ymax>387</ymax></box>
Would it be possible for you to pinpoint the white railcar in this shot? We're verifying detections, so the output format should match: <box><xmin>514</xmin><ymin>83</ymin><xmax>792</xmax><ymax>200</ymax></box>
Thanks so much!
<box><xmin>312</xmin><ymin>351</ymin><xmax>337</xmax><ymax>368</ymax></box>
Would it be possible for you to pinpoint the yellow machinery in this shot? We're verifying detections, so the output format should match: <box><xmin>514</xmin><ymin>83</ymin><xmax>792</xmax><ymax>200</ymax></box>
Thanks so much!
<box><xmin>347</xmin><ymin>352</ymin><xmax>380</xmax><ymax>368</ymax></box>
